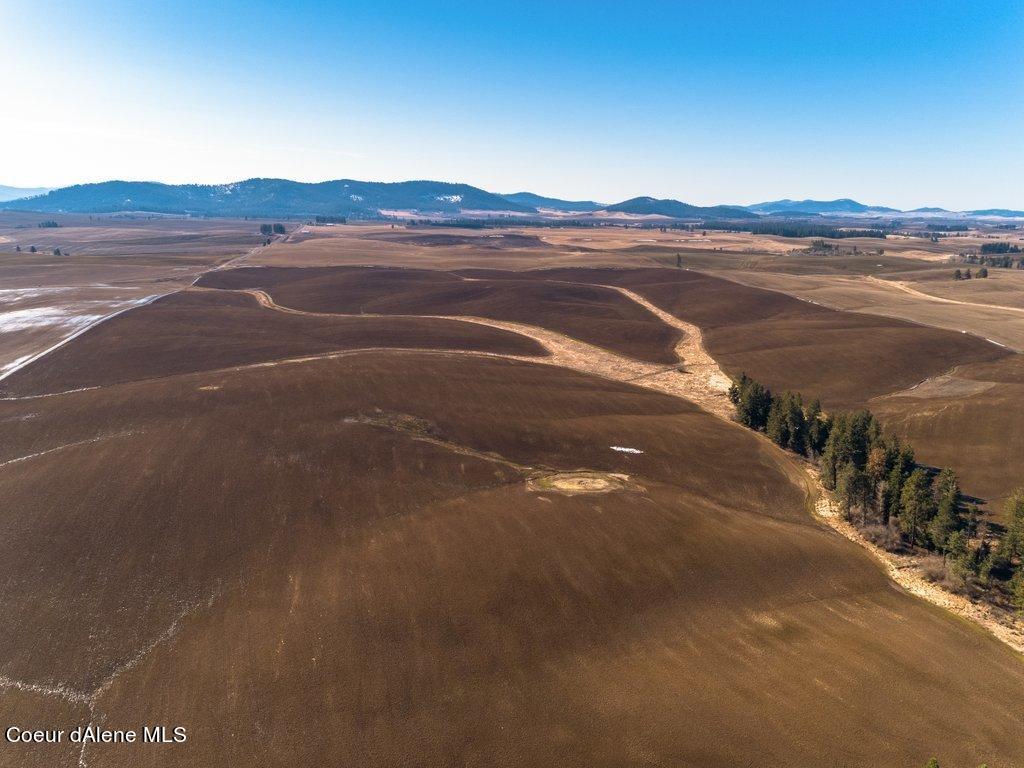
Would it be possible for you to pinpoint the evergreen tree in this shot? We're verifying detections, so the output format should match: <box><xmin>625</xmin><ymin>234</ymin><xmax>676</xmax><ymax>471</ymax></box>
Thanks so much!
<box><xmin>1012</xmin><ymin>568</ymin><xmax>1024</xmax><ymax>614</ymax></box>
<box><xmin>946</xmin><ymin>530</ymin><xmax>974</xmax><ymax>581</ymax></box>
<box><xmin>727</xmin><ymin>372</ymin><xmax>749</xmax><ymax>405</ymax></box>
<box><xmin>731</xmin><ymin>375</ymin><xmax>773</xmax><ymax>431</ymax></box>
<box><xmin>929</xmin><ymin>468</ymin><xmax>963</xmax><ymax>551</ymax></box>
<box><xmin>804</xmin><ymin>399</ymin><xmax>829</xmax><ymax>457</ymax></box>
<box><xmin>898</xmin><ymin>469</ymin><xmax>935</xmax><ymax>547</ymax></box>
<box><xmin>766</xmin><ymin>392</ymin><xmax>806</xmax><ymax>453</ymax></box>
<box><xmin>1000</xmin><ymin>488</ymin><xmax>1024</xmax><ymax>560</ymax></box>
<box><xmin>837</xmin><ymin>464</ymin><xmax>872</xmax><ymax>524</ymax></box>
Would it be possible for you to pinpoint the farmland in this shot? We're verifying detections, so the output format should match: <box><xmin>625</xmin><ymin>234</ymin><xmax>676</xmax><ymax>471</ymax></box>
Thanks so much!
<box><xmin>1</xmin><ymin>218</ymin><xmax>1023</xmax><ymax>767</ymax></box>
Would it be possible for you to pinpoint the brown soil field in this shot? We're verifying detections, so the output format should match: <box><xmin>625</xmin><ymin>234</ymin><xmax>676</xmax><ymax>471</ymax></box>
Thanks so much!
<box><xmin>0</xmin><ymin>212</ymin><xmax>263</xmax><ymax>261</ymax></box>
<box><xmin>901</xmin><ymin>268</ymin><xmax>1024</xmax><ymax>306</ymax></box>
<box><xmin>245</xmin><ymin>223</ymin><xmax>660</xmax><ymax>270</ymax></box>
<box><xmin>717</xmin><ymin>270</ymin><xmax>1024</xmax><ymax>350</ymax></box>
<box><xmin>476</xmin><ymin>267</ymin><xmax>1009</xmax><ymax>409</ymax></box>
<box><xmin>3</xmin><ymin>221</ymin><xmax>1024</xmax><ymax>767</ymax></box>
<box><xmin>872</xmin><ymin>354</ymin><xmax>1024</xmax><ymax>510</ymax></box>
<box><xmin>3</xmin><ymin>352</ymin><xmax>1023</xmax><ymax>767</ymax></box>
<box><xmin>197</xmin><ymin>266</ymin><xmax>681</xmax><ymax>363</ymax></box>
<box><xmin>0</xmin><ymin>213</ymin><xmax>265</xmax><ymax>376</ymax></box>
<box><xmin>0</xmin><ymin>289</ymin><xmax>544</xmax><ymax>396</ymax></box>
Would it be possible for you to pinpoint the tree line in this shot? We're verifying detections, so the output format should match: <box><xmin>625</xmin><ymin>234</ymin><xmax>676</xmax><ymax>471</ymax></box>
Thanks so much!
<box><xmin>728</xmin><ymin>373</ymin><xmax>1024</xmax><ymax>612</ymax></box>
<box><xmin>749</xmin><ymin>222</ymin><xmax>884</xmax><ymax>240</ymax></box>
<box><xmin>980</xmin><ymin>242</ymin><xmax>1022</xmax><ymax>254</ymax></box>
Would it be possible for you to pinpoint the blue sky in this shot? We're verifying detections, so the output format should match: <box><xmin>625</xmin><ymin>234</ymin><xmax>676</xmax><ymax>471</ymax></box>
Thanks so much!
<box><xmin>3</xmin><ymin>0</ymin><xmax>1022</xmax><ymax>208</ymax></box>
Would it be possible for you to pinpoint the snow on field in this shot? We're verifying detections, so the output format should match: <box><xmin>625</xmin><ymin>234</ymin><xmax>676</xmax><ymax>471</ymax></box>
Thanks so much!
<box><xmin>0</xmin><ymin>354</ymin><xmax>34</xmax><ymax>373</ymax></box>
<box><xmin>0</xmin><ymin>307</ymin><xmax>106</xmax><ymax>333</ymax></box>
<box><xmin>610</xmin><ymin>446</ymin><xmax>643</xmax><ymax>454</ymax></box>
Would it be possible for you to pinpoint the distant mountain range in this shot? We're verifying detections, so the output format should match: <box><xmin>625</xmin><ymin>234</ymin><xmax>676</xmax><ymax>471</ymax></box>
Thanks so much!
<box><xmin>966</xmin><ymin>208</ymin><xmax>1024</xmax><ymax>217</ymax></box>
<box><xmin>2</xmin><ymin>179</ymin><xmax>1022</xmax><ymax>220</ymax></box>
<box><xmin>604</xmin><ymin>197</ymin><xmax>754</xmax><ymax>219</ymax></box>
<box><xmin>0</xmin><ymin>185</ymin><xmax>52</xmax><ymax>202</ymax></box>
<box><xmin>1</xmin><ymin>179</ymin><xmax>534</xmax><ymax>218</ymax></box>
<box><xmin>747</xmin><ymin>198</ymin><xmax>900</xmax><ymax>215</ymax></box>
<box><xmin>499</xmin><ymin>192</ymin><xmax>603</xmax><ymax>212</ymax></box>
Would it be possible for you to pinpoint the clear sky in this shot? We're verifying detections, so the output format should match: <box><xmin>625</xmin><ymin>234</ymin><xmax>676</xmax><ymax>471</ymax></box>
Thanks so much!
<box><xmin>3</xmin><ymin>0</ymin><xmax>1023</xmax><ymax>209</ymax></box>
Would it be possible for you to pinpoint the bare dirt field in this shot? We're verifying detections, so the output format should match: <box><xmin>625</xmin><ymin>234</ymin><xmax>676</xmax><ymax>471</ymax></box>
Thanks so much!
<box><xmin>872</xmin><ymin>354</ymin><xmax>1024</xmax><ymax>511</ymax></box>
<box><xmin>0</xmin><ymin>212</ymin><xmax>264</xmax><ymax>376</ymax></box>
<box><xmin>0</xmin><ymin>289</ymin><xmax>545</xmax><ymax>396</ymax></box>
<box><xmin>3</xmin><ymin>351</ymin><xmax>1023</xmax><ymax>768</ymax></box>
<box><xmin>495</xmin><ymin>267</ymin><xmax>1009</xmax><ymax>409</ymax></box>
<box><xmin>2</xmin><ymin>220</ymin><xmax>1023</xmax><ymax>768</ymax></box>
<box><xmin>197</xmin><ymin>266</ymin><xmax>682</xmax><ymax>364</ymax></box>
<box><xmin>717</xmin><ymin>269</ymin><xmax>1024</xmax><ymax>351</ymax></box>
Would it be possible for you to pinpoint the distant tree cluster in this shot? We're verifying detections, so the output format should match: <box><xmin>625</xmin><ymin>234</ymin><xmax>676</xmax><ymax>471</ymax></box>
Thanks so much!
<box><xmin>953</xmin><ymin>267</ymin><xmax>988</xmax><ymax>279</ymax></box>
<box><xmin>729</xmin><ymin>373</ymin><xmax>1024</xmax><ymax>611</ymax></box>
<box><xmin>980</xmin><ymin>242</ymin><xmax>1022</xmax><ymax>254</ymax></box>
<box><xmin>314</xmin><ymin>215</ymin><xmax>347</xmax><ymax>224</ymax></box>
<box><xmin>729</xmin><ymin>222</ymin><xmax>888</xmax><ymax>239</ymax></box>
<box><xmin>960</xmin><ymin>251</ymin><xmax>1024</xmax><ymax>270</ymax></box>
<box><xmin>37</xmin><ymin>220</ymin><xmax>59</xmax><ymax>228</ymax></box>
<box><xmin>258</xmin><ymin>223</ymin><xmax>287</xmax><ymax>236</ymax></box>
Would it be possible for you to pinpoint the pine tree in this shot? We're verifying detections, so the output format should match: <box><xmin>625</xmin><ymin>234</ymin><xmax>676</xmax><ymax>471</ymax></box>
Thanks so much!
<box><xmin>728</xmin><ymin>373</ymin><xmax>749</xmax><ymax>405</ymax></box>
<box><xmin>1001</xmin><ymin>488</ymin><xmax>1024</xmax><ymax>560</ymax></box>
<box><xmin>946</xmin><ymin>530</ymin><xmax>974</xmax><ymax>581</ymax></box>
<box><xmin>899</xmin><ymin>469</ymin><xmax>936</xmax><ymax>547</ymax></box>
<box><xmin>733</xmin><ymin>377</ymin><xmax>772</xmax><ymax>431</ymax></box>
<box><xmin>804</xmin><ymin>399</ymin><xmax>829</xmax><ymax>457</ymax></box>
<box><xmin>1011</xmin><ymin>569</ymin><xmax>1024</xmax><ymax>614</ymax></box>
<box><xmin>929</xmin><ymin>468</ymin><xmax>963</xmax><ymax>551</ymax></box>
<box><xmin>837</xmin><ymin>464</ymin><xmax>871</xmax><ymax>524</ymax></box>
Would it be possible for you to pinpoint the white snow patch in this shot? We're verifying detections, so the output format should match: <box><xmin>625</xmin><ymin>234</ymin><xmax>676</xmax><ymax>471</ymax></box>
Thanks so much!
<box><xmin>0</xmin><ymin>307</ymin><xmax>105</xmax><ymax>333</ymax></box>
<box><xmin>1</xmin><ymin>354</ymin><xmax>34</xmax><ymax>373</ymax></box>
<box><xmin>349</xmin><ymin>194</ymin><xmax>364</xmax><ymax>202</ymax></box>
<box><xmin>610</xmin><ymin>446</ymin><xmax>644</xmax><ymax>454</ymax></box>
<box><xmin>0</xmin><ymin>287</ymin><xmax>73</xmax><ymax>303</ymax></box>
<box><xmin>436</xmin><ymin>195</ymin><xmax>463</xmax><ymax>204</ymax></box>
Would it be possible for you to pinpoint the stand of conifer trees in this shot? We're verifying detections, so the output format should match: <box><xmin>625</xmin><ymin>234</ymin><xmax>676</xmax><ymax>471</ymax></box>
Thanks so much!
<box><xmin>728</xmin><ymin>373</ymin><xmax>1024</xmax><ymax>611</ymax></box>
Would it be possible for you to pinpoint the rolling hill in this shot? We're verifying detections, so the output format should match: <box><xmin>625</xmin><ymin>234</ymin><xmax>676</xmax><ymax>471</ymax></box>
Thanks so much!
<box><xmin>603</xmin><ymin>196</ymin><xmax>755</xmax><ymax>219</ymax></box>
<box><xmin>499</xmin><ymin>192</ymin><xmax>603</xmax><ymax>212</ymax></box>
<box><xmin>966</xmin><ymin>208</ymin><xmax>1024</xmax><ymax>217</ymax></box>
<box><xmin>0</xmin><ymin>179</ymin><xmax>537</xmax><ymax>217</ymax></box>
<box><xmin>0</xmin><ymin>184</ymin><xmax>51</xmax><ymax>202</ymax></box>
<box><xmin>748</xmin><ymin>198</ymin><xmax>899</xmax><ymax>215</ymax></box>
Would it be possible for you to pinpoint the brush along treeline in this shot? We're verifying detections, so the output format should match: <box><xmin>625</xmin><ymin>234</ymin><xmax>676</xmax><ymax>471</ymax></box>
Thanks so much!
<box><xmin>728</xmin><ymin>373</ymin><xmax>1024</xmax><ymax>612</ymax></box>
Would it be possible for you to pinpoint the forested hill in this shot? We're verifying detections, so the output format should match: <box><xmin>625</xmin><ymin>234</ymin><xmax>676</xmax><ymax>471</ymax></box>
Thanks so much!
<box><xmin>604</xmin><ymin>196</ymin><xmax>755</xmax><ymax>219</ymax></box>
<box><xmin>1</xmin><ymin>179</ymin><xmax>537</xmax><ymax>217</ymax></box>
<box><xmin>748</xmin><ymin>198</ymin><xmax>899</xmax><ymax>215</ymax></box>
<box><xmin>499</xmin><ymin>192</ymin><xmax>603</xmax><ymax>212</ymax></box>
